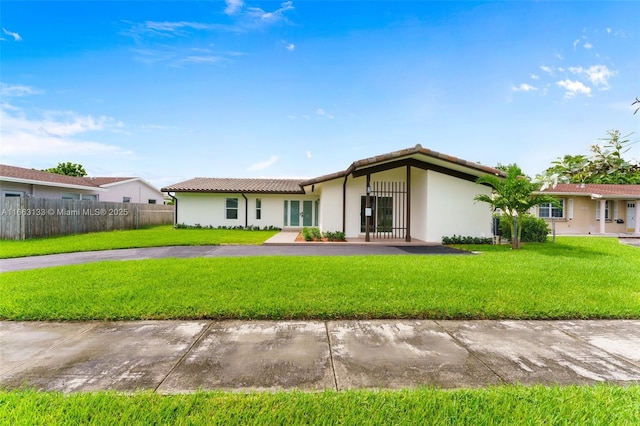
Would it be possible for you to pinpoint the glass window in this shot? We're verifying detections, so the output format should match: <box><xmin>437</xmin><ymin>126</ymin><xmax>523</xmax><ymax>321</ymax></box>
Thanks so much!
<box><xmin>148</xmin><ymin>199</ymin><xmax>157</xmax><ymax>204</ymax></box>
<box><xmin>539</xmin><ymin>200</ymin><xmax>564</xmax><ymax>218</ymax></box>
<box><xmin>123</xmin><ymin>197</ymin><xmax>131</xmax><ymax>203</ymax></box>
<box><xmin>226</xmin><ymin>198</ymin><xmax>238</xmax><ymax>220</ymax></box>
<box><xmin>256</xmin><ymin>198</ymin><xmax>262</xmax><ymax>220</ymax></box>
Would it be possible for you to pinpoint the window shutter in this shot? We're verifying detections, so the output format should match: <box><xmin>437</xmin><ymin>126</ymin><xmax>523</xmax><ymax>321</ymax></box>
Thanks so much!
<box><xmin>614</xmin><ymin>201</ymin><xmax>619</xmax><ymax>219</ymax></box>
<box><xmin>596</xmin><ymin>201</ymin><xmax>600</xmax><ymax>220</ymax></box>
<box><xmin>568</xmin><ymin>199</ymin><xmax>573</xmax><ymax>219</ymax></box>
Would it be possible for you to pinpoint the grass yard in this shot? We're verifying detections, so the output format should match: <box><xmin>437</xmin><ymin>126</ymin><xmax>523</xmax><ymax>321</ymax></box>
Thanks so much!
<box><xmin>1</xmin><ymin>385</ymin><xmax>638</xmax><ymax>425</ymax></box>
<box><xmin>0</xmin><ymin>226</ymin><xmax>278</xmax><ymax>259</ymax></box>
<box><xmin>1</xmin><ymin>237</ymin><xmax>638</xmax><ymax>321</ymax></box>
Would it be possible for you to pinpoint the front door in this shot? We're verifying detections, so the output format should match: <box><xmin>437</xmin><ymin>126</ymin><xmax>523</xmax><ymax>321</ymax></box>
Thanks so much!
<box><xmin>288</xmin><ymin>200</ymin><xmax>313</xmax><ymax>227</ymax></box>
<box><xmin>627</xmin><ymin>202</ymin><xmax>636</xmax><ymax>233</ymax></box>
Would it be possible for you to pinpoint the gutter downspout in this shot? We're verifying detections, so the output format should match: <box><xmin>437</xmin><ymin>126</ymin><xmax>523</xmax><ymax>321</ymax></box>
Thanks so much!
<box><xmin>342</xmin><ymin>174</ymin><xmax>348</xmax><ymax>233</ymax></box>
<box><xmin>242</xmin><ymin>193</ymin><xmax>248</xmax><ymax>229</ymax></box>
<box><xmin>167</xmin><ymin>192</ymin><xmax>177</xmax><ymax>227</ymax></box>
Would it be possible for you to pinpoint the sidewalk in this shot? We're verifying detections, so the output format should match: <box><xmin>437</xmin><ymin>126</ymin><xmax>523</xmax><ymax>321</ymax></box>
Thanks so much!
<box><xmin>1</xmin><ymin>319</ymin><xmax>639</xmax><ymax>393</ymax></box>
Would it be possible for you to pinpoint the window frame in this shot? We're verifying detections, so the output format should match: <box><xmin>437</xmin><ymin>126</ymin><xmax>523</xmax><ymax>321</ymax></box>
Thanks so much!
<box><xmin>255</xmin><ymin>198</ymin><xmax>262</xmax><ymax>220</ymax></box>
<box><xmin>538</xmin><ymin>199</ymin><xmax>564</xmax><ymax>219</ymax></box>
<box><xmin>226</xmin><ymin>197</ymin><xmax>239</xmax><ymax>220</ymax></box>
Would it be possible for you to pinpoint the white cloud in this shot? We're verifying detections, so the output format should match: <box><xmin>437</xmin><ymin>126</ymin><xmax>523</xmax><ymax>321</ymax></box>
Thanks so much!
<box><xmin>539</xmin><ymin>65</ymin><xmax>553</xmax><ymax>74</ymax></box>
<box><xmin>512</xmin><ymin>83</ymin><xmax>538</xmax><ymax>92</ymax></box>
<box><xmin>530</xmin><ymin>74</ymin><xmax>539</xmax><ymax>80</ymax></box>
<box><xmin>286</xmin><ymin>43</ymin><xmax>295</xmax><ymax>51</ymax></box>
<box><xmin>583</xmin><ymin>42</ymin><xmax>593</xmax><ymax>49</ymax></box>
<box><xmin>247</xmin><ymin>155</ymin><xmax>278</xmax><ymax>171</ymax></box>
<box><xmin>569</xmin><ymin>64</ymin><xmax>616</xmax><ymax>88</ymax></box>
<box><xmin>246</xmin><ymin>1</ymin><xmax>294</xmax><ymax>23</ymax></box>
<box><xmin>2</xmin><ymin>27</ymin><xmax>22</xmax><ymax>42</ymax></box>
<box><xmin>316</xmin><ymin>108</ymin><xmax>334</xmax><ymax>119</ymax></box>
<box><xmin>1</xmin><ymin>103</ymin><xmax>133</xmax><ymax>161</ymax></box>
<box><xmin>224</xmin><ymin>0</ymin><xmax>244</xmax><ymax>15</ymax></box>
<box><xmin>573</xmin><ymin>39</ymin><xmax>580</xmax><ymax>50</ymax></box>
<box><xmin>306</xmin><ymin>150</ymin><xmax>312</xmax><ymax>159</ymax></box>
<box><xmin>556</xmin><ymin>79</ymin><xmax>591</xmax><ymax>98</ymax></box>
<box><xmin>1</xmin><ymin>83</ymin><xmax>42</xmax><ymax>97</ymax></box>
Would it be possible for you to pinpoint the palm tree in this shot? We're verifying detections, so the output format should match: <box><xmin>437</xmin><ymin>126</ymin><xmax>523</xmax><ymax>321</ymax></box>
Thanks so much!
<box><xmin>475</xmin><ymin>165</ymin><xmax>557</xmax><ymax>250</ymax></box>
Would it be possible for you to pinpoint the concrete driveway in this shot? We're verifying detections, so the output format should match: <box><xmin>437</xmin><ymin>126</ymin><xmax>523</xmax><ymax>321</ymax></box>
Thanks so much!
<box><xmin>0</xmin><ymin>244</ymin><xmax>470</xmax><ymax>272</ymax></box>
<box><xmin>1</xmin><ymin>320</ymin><xmax>639</xmax><ymax>393</ymax></box>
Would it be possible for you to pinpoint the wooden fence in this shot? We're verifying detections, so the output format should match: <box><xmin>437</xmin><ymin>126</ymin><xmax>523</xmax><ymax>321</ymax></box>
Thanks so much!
<box><xmin>1</xmin><ymin>197</ymin><xmax>174</xmax><ymax>240</ymax></box>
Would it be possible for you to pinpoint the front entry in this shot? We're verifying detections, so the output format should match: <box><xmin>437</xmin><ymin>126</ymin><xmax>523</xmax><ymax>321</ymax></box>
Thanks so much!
<box><xmin>627</xmin><ymin>202</ymin><xmax>636</xmax><ymax>233</ymax></box>
<box><xmin>285</xmin><ymin>200</ymin><xmax>314</xmax><ymax>227</ymax></box>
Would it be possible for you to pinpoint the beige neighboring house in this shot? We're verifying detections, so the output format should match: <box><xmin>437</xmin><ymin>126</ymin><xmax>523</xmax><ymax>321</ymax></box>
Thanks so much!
<box><xmin>535</xmin><ymin>183</ymin><xmax>640</xmax><ymax>235</ymax></box>
<box><xmin>0</xmin><ymin>165</ymin><xmax>164</xmax><ymax>204</ymax></box>
<box><xmin>162</xmin><ymin>145</ymin><xmax>505</xmax><ymax>243</ymax></box>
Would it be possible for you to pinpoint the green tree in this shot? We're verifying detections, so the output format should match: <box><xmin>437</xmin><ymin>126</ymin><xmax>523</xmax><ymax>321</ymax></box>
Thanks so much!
<box><xmin>542</xmin><ymin>130</ymin><xmax>640</xmax><ymax>184</ymax></box>
<box><xmin>43</xmin><ymin>162</ymin><xmax>87</xmax><ymax>177</ymax></box>
<box><xmin>475</xmin><ymin>165</ymin><xmax>557</xmax><ymax>250</ymax></box>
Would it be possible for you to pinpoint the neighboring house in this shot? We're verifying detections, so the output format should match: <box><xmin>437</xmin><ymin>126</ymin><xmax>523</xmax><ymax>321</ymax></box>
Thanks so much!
<box><xmin>0</xmin><ymin>164</ymin><xmax>105</xmax><ymax>200</ymax></box>
<box><xmin>535</xmin><ymin>183</ymin><xmax>640</xmax><ymax>234</ymax></box>
<box><xmin>0</xmin><ymin>165</ymin><xmax>165</xmax><ymax>204</ymax></box>
<box><xmin>162</xmin><ymin>145</ymin><xmax>505</xmax><ymax>243</ymax></box>
<box><xmin>85</xmin><ymin>177</ymin><xmax>165</xmax><ymax>204</ymax></box>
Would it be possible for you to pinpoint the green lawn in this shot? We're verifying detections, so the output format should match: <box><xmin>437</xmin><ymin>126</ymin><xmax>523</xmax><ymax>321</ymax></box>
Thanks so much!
<box><xmin>0</xmin><ymin>226</ymin><xmax>278</xmax><ymax>258</ymax></box>
<box><xmin>2</xmin><ymin>237</ymin><xmax>638</xmax><ymax>321</ymax></box>
<box><xmin>1</xmin><ymin>385</ymin><xmax>638</xmax><ymax>425</ymax></box>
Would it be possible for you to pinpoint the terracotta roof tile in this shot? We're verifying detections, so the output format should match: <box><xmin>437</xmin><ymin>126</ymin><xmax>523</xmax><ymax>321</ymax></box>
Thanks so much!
<box><xmin>540</xmin><ymin>183</ymin><xmax>640</xmax><ymax>197</ymax></box>
<box><xmin>85</xmin><ymin>177</ymin><xmax>136</xmax><ymax>186</ymax></box>
<box><xmin>161</xmin><ymin>178</ymin><xmax>305</xmax><ymax>194</ymax></box>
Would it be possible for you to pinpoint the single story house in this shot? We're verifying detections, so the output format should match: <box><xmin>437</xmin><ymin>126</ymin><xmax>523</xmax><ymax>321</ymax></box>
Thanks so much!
<box><xmin>0</xmin><ymin>164</ymin><xmax>165</xmax><ymax>204</ymax></box>
<box><xmin>535</xmin><ymin>183</ymin><xmax>640</xmax><ymax>234</ymax></box>
<box><xmin>84</xmin><ymin>177</ymin><xmax>165</xmax><ymax>204</ymax></box>
<box><xmin>162</xmin><ymin>145</ymin><xmax>505</xmax><ymax>243</ymax></box>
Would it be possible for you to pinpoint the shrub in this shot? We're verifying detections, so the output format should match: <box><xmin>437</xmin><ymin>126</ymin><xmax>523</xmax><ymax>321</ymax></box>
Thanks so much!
<box><xmin>499</xmin><ymin>214</ymin><xmax>550</xmax><ymax>243</ymax></box>
<box><xmin>302</xmin><ymin>227</ymin><xmax>313</xmax><ymax>241</ymax></box>
<box><xmin>442</xmin><ymin>235</ymin><xmax>493</xmax><ymax>245</ymax></box>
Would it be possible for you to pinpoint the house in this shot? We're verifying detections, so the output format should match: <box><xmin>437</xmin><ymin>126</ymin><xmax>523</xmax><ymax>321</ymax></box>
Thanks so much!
<box><xmin>84</xmin><ymin>177</ymin><xmax>165</xmax><ymax>204</ymax></box>
<box><xmin>161</xmin><ymin>145</ymin><xmax>505</xmax><ymax>243</ymax></box>
<box><xmin>535</xmin><ymin>183</ymin><xmax>640</xmax><ymax>234</ymax></box>
<box><xmin>0</xmin><ymin>164</ymin><xmax>106</xmax><ymax>200</ymax></box>
<box><xmin>0</xmin><ymin>164</ymin><xmax>165</xmax><ymax>204</ymax></box>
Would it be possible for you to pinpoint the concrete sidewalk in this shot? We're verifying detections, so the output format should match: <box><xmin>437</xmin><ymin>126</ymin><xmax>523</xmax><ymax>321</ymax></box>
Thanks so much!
<box><xmin>1</xmin><ymin>320</ymin><xmax>639</xmax><ymax>393</ymax></box>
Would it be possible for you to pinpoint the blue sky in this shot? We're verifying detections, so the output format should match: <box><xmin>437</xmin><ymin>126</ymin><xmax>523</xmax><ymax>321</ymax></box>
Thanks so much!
<box><xmin>2</xmin><ymin>1</ymin><xmax>639</xmax><ymax>189</ymax></box>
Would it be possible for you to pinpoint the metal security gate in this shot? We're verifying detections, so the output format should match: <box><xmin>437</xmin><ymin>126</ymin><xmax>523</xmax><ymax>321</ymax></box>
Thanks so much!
<box><xmin>369</xmin><ymin>181</ymin><xmax>407</xmax><ymax>239</ymax></box>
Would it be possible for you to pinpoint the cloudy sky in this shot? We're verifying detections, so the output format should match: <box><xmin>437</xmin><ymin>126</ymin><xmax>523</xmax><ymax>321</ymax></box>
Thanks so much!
<box><xmin>2</xmin><ymin>1</ymin><xmax>639</xmax><ymax>188</ymax></box>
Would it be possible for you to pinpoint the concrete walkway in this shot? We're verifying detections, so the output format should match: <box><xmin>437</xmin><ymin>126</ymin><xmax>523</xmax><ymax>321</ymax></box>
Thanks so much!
<box><xmin>1</xmin><ymin>320</ymin><xmax>639</xmax><ymax>393</ymax></box>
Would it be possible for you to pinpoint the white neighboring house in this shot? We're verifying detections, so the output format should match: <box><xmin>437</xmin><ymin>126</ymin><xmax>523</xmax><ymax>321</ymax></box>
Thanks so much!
<box><xmin>0</xmin><ymin>165</ymin><xmax>164</xmax><ymax>204</ymax></box>
<box><xmin>162</xmin><ymin>145</ymin><xmax>504</xmax><ymax>243</ymax></box>
<box><xmin>85</xmin><ymin>177</ymin><xmax>165</xmax><ymax>204</ymax></box>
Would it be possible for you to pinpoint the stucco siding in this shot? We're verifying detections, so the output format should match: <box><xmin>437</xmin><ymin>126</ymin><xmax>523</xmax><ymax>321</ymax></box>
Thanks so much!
<box><xmin>315</xmin><ymin>179</ymin><xmax>343</xmax><ymax>233</ymax></box>
<box><xmin>537</xmin><ymin>196</ymin><xmax>633</xmax><ymax>234</ymax></box>
<box><xmin>425</xmin><ymin>170</ymin><xmax>492</xmax><ymax>242</ymax></box>
<box><xmin>100</xmin><ymin>180</ymin><xmax>164</xmax><ymax>204</ymax></box>
<box><xmin>409</xmin><ymin>168</ymin><xmax>428</xmax><ymax>241</ymax></box>
<box><xmin>1</xmin><ymin>181</ymin><xmax>100</xmax><ymax>200</ymax></box>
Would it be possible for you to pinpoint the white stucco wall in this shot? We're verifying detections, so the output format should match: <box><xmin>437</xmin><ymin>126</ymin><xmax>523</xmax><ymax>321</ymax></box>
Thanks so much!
<box><xmin>409</xmin><ymin>168</ymin><xmax>428</xmax><ymax>241</ymax></box>
<box><xmin>175</xmin><ymin>192</ymin><xmax>319</xmax><ymax>229</ymax></box>
<box><xmin>99</xmin><ymin>180</ymin><xmax>164</xmax><ymax>204</ymax></box>
<box><xmin>314</xmin><ymin>179</ymin><xmax>343</xmax><ymax>233</ymax></box>
<box><xmin>424</xmin><ymin>170</ymin><xmax>492</xmax><ymax>241</ymax></box>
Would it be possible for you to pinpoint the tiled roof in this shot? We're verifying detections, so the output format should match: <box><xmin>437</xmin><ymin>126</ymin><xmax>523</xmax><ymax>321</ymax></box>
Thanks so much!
<box><xmin>301</xmin><ymin>144</ymin><xmax>505</xmax><ymax>186</ymax></box>
<box><xmin>161</xmin><ymin>178</ymin><xmax>306</xmax><ymax>194</ymax></box>
<box><xmin>0</xmin><ymin>164</ymin><xmax>100</xmax><ymax>189</ymax></box>
<box><xmin>539</xmin><ymin>183</ymin><xmax>640</xmax><ymax>197</ymax></box>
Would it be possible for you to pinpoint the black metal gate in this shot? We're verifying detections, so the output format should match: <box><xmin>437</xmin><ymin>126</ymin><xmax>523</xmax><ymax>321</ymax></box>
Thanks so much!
<box><xmin>369</xmin><ymin>181</ymin><xmax>407</xmax><ymax>239</ymax></box>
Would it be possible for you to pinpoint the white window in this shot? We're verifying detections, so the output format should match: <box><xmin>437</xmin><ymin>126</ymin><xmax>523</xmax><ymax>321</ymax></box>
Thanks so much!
<box><xmin>538</xmin><ymin>200</ymin><xmax>564</xmax><ymax>218</ymax></box>
<box><xmin>123</xmin><ymin>197</ymin><xmax>131</xmax><ymax>203</ymax></box>
<box><xmin>255</xmin><ymin>198</ymin><xmax>262</xmax><ymax>220</ymax></box>
<box><xmin>82</xmin><ymin>194</ymin><xmax>98</xmax><ymax>201</ymax></box>
<box><xmin>596</xmin><ymin>200</ymin><xmax>611</xmax><ymax>221</ymax></box>
<box><xmin>226</xmin><ymin>198</ymin><xmax>238</xmax><ymax>220</ymax></box>
<box><xmin>62</xmin><ymin>193</ymin><xmax>80</xmax><ymax>200</ymax></box>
